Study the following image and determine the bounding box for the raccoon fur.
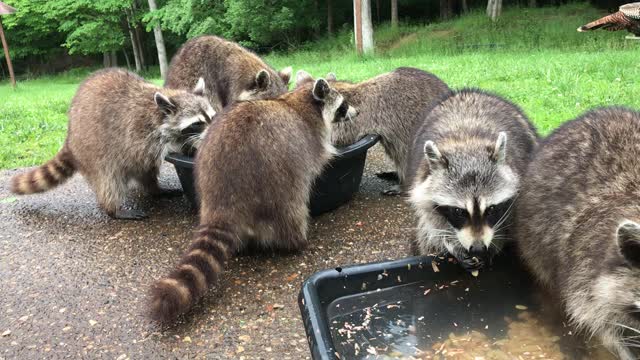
[11,68,215,220]
[295,67,450,194]
[515,107,640,360]
[406,89,538,270]
[165,35,292,112]
[148,78,357,322]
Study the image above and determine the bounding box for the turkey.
[577,2,640,36]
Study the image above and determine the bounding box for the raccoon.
[295,67,450,195]
[165,35,292,112]
[515,107,640,360]
[405,89,538,270]
[11,68,215,220]
[148,78,357,322]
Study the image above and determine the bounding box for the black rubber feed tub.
[165,134,380,217]
[298,247,613,359]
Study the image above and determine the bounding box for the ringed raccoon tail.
[11,147,75,194]
[149,224,237,322]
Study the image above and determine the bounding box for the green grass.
[1,2,639,169]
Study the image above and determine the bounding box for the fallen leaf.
[1,330,10,337]
[285,273,299,282]
[355,221,364,227]
[272,304,285,310]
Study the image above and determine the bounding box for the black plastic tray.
[165,135,380,217]
[298,249,600,359]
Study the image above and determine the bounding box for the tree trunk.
[327,0,334,35]
[462,0,469,13]
[147,0,169,80]
[123,49,131,69]
[354,0,374,54]
[375,0,380,23]
[440,0,452,19]
[110,50,118,67]
[103,52,111,67]
[126,10,142,72]
[391,0,398,27]
[486,0,502,21]
[528,0,537,8]
[134,24,146,69]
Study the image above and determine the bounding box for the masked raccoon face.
[237,67,292,102]
[155,78,216,153]
[410,132,518,268]
[312,78,357,127]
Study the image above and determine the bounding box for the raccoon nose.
[469,243,488,257]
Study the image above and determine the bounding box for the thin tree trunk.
[391,0,398,27]
[134,24,146,69]
[103,52,111,67]
[147,0,169,80]
[486,0,502,21]
[327,0,334,36]
[110,50,118,67]
[528,0,537,8]
[0,18,16,88]
[462,0,469,13]
[123,49,131,69]
[126,10,142,72]
[375,0,380,23]
[440,0,451,19]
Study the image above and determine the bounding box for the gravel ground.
[0,145,416,359]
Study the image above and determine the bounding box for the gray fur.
[406,89,538,268]
[165,35,292,112]
[148,79,356,322]
[515,107,640,360]
[11,68,215,219]
[295,67,450,188]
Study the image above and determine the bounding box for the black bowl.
[165,134,380,217]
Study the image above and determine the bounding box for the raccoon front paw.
[113,209,149,220]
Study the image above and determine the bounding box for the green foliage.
[2,4,640,169]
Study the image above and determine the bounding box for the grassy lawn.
[1,3,639,170]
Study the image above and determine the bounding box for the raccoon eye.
[434,205,468,229]
[485,200,512,227]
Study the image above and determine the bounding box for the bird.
[577,2,640,36]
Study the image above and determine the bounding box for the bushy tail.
[11,147,75,194]
[149,224,237,322]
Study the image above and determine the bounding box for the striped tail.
[149,224,237,322]
[11,147,75,194]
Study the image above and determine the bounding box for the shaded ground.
[0,145,414,359]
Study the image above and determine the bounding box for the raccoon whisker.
[615,323,640,335]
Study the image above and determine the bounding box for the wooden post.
[354,0,363,55]
[0,17,15,88]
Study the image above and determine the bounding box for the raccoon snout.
[469,243,488,257]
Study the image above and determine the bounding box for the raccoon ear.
[617,221,640,268]
[492,132,507,164]
[423,141,445,168]
[326,72,337,82]
[255,70,270,90]
[279,66,292,85]
[193,77,206,96]
[296,70,313,87]
[312,78,330,101]
[154,92,177,115]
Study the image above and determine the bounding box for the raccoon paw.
[381,185,402,196]
[376,171,400,183]
[113,208,149,220]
